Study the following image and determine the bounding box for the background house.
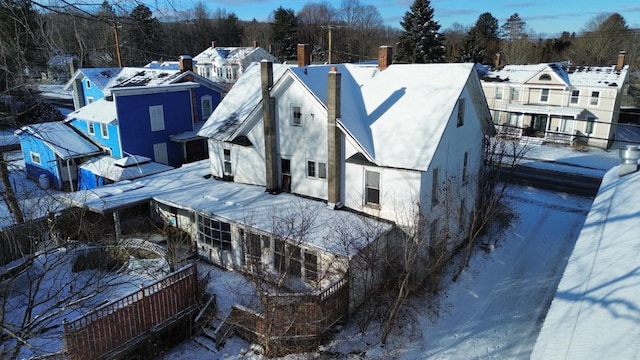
[15,122,102,191]
[481,51,629,149]
[193,41,278,84]
[64,56,227,166]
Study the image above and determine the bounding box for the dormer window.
[539,74,551,81]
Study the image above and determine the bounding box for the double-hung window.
[292,105,302,126]
[570,90,580,104]
[590,91,600,106]
[223,149,232,176]
[365,170,380,206]
[307,160,327,179]
[87,121,95,135]
[457,98,465,127]
[510,87,520,101]
[100,123,108,138]
[495,87,503,100]
[540,89,549,102]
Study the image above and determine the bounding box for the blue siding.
[18,134,63,189]
[78,167,103,190]
[69,119,122,158]
[82,79,105,104]
[116,90,194,166]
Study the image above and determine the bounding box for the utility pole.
[113,19,123,67]
[322,25,343,64]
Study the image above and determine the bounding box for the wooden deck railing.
[63,264,198,360]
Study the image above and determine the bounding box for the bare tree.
[569,13,633,66]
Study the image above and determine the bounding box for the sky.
[162,0,640,37]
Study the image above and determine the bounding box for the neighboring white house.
[189,45,495,299]
[481,51,629,149]
[193,41,278,84]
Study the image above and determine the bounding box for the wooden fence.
[219,277,349,356]
[63,264,198,360]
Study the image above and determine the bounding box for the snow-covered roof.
[198,62,290,141]
[193,46,277,65]
[15,122,102,160]
[483,63,628,89]
[66,97,116,124]
[0,129,19,148]
[201,62,485,172]
[288,63,480,171]
[144,61,184,70]
[64,68,182,95]
[532,163,640,359]
[80,155,172,181]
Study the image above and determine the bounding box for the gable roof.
[198,62,290,141]
[16,122,102,159]
[483,62,628,89]
[64,67,227,95]
[286,63,485,171]
[193,46,278,65]
[66,97,116,124]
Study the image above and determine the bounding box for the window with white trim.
[431,167,439,207]
[307,160,327,179]
[197,214,232,251]
[291,105,302,126]
[149,105,165,131]
[570,90,580,104]
[495,87,503,100]
[201,95,213,119]
[540,89,549,102]
[100,123,108,138]
[510,87,520,101]
[30,151,41,165]
[304,250,318,281]
[87,121,95,135]
[273,238,304,278]
[590,91,600,106]
[85,80,91,89]
[457,98,465,127]
[462,152,469,183]
[223,149,232,175]
[539,74,551,81]
[492,110,502,124]
[365,170,380,206]
[87,96,94,104]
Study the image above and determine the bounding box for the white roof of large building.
[483,62,628,89]
[531,163,640,359]
[193,46,277,65]
[200,62,492,172]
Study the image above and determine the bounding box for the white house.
[193,45,494,290]
[193,41,278,84]
[481,52,629,149]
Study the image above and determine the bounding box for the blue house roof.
[16,122,102,159]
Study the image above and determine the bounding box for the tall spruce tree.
[270,7,298,61]
[462,12,499,63]
[395,0,445,63]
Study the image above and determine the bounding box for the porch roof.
[493,104,586,118]
[79,155,173,181]
[169,121,205,142]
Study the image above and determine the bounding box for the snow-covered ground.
[162,185,592,359]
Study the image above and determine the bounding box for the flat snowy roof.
[532,164,640,359]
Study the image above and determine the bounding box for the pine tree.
[395,0,445,63]
[270,7,298,61]
[461,12,499,64]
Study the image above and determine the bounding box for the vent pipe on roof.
[616,50,626,71]
[619,144,639,177]
[211,40,216,49]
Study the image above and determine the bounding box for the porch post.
[113,210,122,239]
[66,159,74,192]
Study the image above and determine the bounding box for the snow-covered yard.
[161,185,592,359]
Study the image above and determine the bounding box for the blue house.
[64,56,226,166]
[15,122,103,191]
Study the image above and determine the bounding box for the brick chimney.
[616,50,626,71]
[378,46,392,70]
[179,55,193,72]
[211,40,216,49]
[261,61,278,193]
[327,66,342,208]
[297,44,311,67]
[494,53,501,69]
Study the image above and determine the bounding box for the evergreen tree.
[270,7,298,61]
[395,0,445,63]
[500,13,527,40]
[462,12,499,63]
[124,5,161,65]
